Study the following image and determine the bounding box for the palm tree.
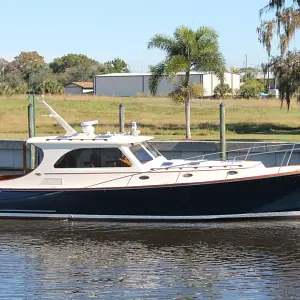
[258,0,300,56]
[147,25,225,139]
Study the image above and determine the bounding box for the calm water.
[0,220,299,299]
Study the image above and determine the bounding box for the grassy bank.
[1,94,300,141]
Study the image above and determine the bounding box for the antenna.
[39,95,77,135]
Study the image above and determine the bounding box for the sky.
[0,0,299,72]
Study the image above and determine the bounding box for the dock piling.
[28,102,35,169]
[119,104,125,133]
[220,102,226,161]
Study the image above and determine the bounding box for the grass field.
[1,94,300,141]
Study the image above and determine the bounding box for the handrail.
[195,143,297,161]
[217,146,300,163]
[150,143,300,172]
[286,144,296,166]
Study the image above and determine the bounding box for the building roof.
[65,82,94,88]
[95,71,238,77]
[95,72,207,77]
[239,72,275,79]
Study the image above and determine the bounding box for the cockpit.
[52,141,162,169]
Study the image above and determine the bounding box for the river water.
[0,220,299,299]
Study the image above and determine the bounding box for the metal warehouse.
[94,72,240,97]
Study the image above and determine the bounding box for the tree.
[11,51,45,70]
[270,50,300,110]
[258,1,300,56]
[49,53,103,85]
[147,25,225,139]
[103,58,130,74]
[0,58,9,82]
[49,53,101,74]
[65,64,94,82]
[4,70,25,89]
[23,64,53,92]
[230,66,240,73]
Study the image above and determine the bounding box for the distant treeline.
[0,52,130,95]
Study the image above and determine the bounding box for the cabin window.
[130,144,153,164]
[54,148,132,168]
[142,141,161,158]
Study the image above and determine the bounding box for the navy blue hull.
[1,172,300,220]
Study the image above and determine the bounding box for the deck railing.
[152,143,300,173]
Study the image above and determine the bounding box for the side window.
[142,142,161,158]
[130,144,153,164]
[54,148,132,168]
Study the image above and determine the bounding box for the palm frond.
[194,51,226,79]
[148,62,165,95]
[174,26,195,45]
[193,27,220,59]
[164,55,189,78]
[173,26,197,59]
[195,26,219,41]
[147,35,177,54]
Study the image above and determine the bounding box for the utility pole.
[267,61,270,92]
[245,54,248,82]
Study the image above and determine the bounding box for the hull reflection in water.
[0,221,300,299]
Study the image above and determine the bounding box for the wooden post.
[220,102,226,161]
[22,142,27,174]
[119,103,125,133]
[28,103,35,169]
[32,93,36,136]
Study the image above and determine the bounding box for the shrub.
[240,79,265,99]
[0,84,14,95]
[168,84,205,103]
[40,81,64,94]
[13,85,27,94]
[189,84,205,98]
[214,83,232,98]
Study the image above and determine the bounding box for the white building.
[93,72,240,97]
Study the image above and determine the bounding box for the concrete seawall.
[1,140,300,174]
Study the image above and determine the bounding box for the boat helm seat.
[118,157,132,167]
[89,149,99,167]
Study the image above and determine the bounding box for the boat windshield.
[130,144,153,164]
[142,141,161,158]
